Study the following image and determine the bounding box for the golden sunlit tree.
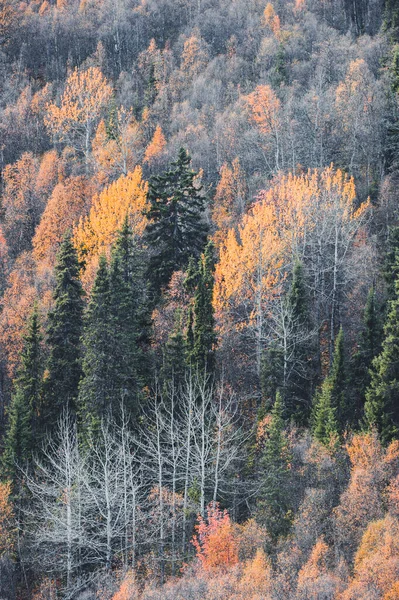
[45,67,113,168]
[74,167,148,286]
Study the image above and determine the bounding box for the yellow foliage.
[354,519,385,572]
[74,167,148,284]
[239,548,273,599]
[45,67,112,157]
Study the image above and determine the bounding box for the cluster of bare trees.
[20,375,245,596]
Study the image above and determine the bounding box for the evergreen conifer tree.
[78,255,112,429]
[2,306,43,483]
[312,380,339,446]
[145,148,208,293]
[257,392,293,539]
[162,308,187,392]
[108,219,148,419]
[364,277,399,444]
[190,241,217,374]
[311,327,346,443]
[350,286,382,424]
[285,261,314,425]
[43,234,84,426]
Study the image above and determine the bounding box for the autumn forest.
[1,0,399,598]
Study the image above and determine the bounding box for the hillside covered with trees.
[1,0,399,597]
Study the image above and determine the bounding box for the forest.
[1,0,399,597]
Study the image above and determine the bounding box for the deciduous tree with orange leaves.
[192,502,239,573]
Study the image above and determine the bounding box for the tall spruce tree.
[108,219,148,420]
[384,226,399,301]
[311,327,346,443]
[285,261,314,424]
[261,262,314,423]
[190,241,217,374]
[145,148,208,294]
[364,277,399,444]
[257,392,293,539]
[312,379,339,446]
[2,305,43,483]
[350,286,382,425]
[162,308,187,392]
[43,234,84,427]
[78,255,112,429]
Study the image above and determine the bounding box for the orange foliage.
[45,67,112,158]
[0,253,52,378]
[262,3,281,37]
[2,152,42,256]
[33,176,95,265]
[192,503,239,573]
[297,537,329,588]
[245,84,281,138]
[335,433,399,564]
[384,581,399,600]
[0,481,14,556]
[144,124,166,164]
[112,571,137,600]
[181,33,209,79]
[92,107,143,181]
[212,158,247,245]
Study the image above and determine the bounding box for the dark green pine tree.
[2,306,43,484]
[364,277,399,444]
[350,286,382,425]
[78,255,113,430]
[108,219,148,419]
[384,1,399,42]
[43,234,84,427]
[285,261,314,425]
[312,379,339,447]
[311,327,346,443]
[257,392,293,540]
[162,308,187,392]
[261,343,283,412]
[190,241,217,374]
[383,226,399,301]
[145,148,208,294]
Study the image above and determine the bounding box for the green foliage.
[189,240,217,374]
[261,262,314,424]
[2,306,43,484]
[257,392,293,539]
[285,261,315,425]
[384,226,399,300]
[145,148,208,294]
[78,255,113,431]
[312,327,346,444]
[162,308,187,392]
[350,286,382,425]
[108,218,149,420]
[43,234,84,427]
[364,278,399,444]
